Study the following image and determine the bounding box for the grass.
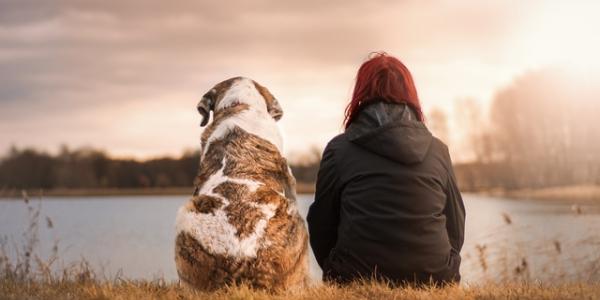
[2,279,600,300]
[2,192,600,299]
[480,184,600,203]
[506,184,600,203]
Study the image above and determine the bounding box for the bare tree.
[454,98,492,163]
[489,68,600,188]
[427,107,450,145]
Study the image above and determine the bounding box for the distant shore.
[477,184,600,204]
[2,184,599,203]
[0,182,317,198]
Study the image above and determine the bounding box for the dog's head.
[197,77,283,127]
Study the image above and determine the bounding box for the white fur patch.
[201,78,283,160]
[175,157,277,258]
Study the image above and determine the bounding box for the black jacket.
[307,101,465,285]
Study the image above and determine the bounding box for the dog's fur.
[174,77,308,291]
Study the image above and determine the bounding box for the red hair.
[343,52,423,128]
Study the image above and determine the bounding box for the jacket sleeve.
[307,143,341,269]
[443,152,466,253]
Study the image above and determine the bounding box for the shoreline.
[0,182,317,199]
[474,184,600,204]
[1,184,598,203]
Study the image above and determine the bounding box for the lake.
[1,194,599,283]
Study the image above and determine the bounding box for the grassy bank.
[480,184,600,203]
[2,279,600,300]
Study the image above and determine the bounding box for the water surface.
[1,194,599,282]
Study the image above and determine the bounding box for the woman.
[307,52,465,286]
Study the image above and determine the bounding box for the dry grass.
[2,279,600,300]
[481,184,600,203]
[509,185,600,202]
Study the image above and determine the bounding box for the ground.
[2,280,600,300]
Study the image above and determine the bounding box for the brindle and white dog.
[175,77,308,291]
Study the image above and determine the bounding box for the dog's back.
[175,77,308,290]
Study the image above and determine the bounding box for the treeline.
[0,146,320,191]
[450,68,600,191]
[0,146,198,189]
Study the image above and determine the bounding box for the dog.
[174,77,308,291]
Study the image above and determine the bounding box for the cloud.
[0,0,580,158]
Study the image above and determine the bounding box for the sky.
[1,0,599,161]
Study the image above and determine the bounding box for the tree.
[489,68,600,188]
[427,107,450,145]
[454,98,492,163]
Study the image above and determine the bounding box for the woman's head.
[343,52,423,128]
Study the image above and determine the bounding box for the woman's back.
[307,101,464,284]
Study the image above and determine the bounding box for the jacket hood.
[346,101,433,164]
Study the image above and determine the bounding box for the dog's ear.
[253,81,283,121]
[197,91,215,127]
[267,98,283,121]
